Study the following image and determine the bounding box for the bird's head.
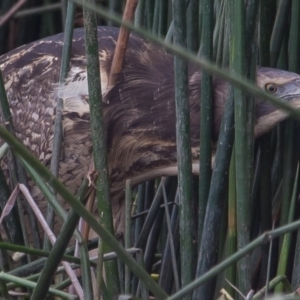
[257,67,300,100]
[255,67,300,136]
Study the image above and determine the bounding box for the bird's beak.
[281,78,300,102]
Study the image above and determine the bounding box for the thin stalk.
[152,0,159,35]
[165,21,174,43]
[0,228,12,272]
[292,219,300,289]
[275,164,299,293]
[41,0,57,37]
[145,0,154,31]
[132,202,174,219]
[0,1,12,54]
[144,180,155,212]
[14,3,62,18]
[173,0,194,296]
[0,241,89,265]
[265,226,274,299]
[159,193,180,294]
[253,275,293,300]
[0,0,26,27]
[259,134,273,287]
[108,0,123,27]
[107,0,138,89]
[279,121,294,228]
[95,236,105,300]
[45,0,75,249]
[162,183,180,292]
[6,247,138,290]
[143,208,164,273]
[186,0,199,52]
[0,164,22,245]
[79,242,94,300]
[215,10,225,66]
[245,0,260,60]
[0,278,10,300]
[213,0,225,62]
[83,1,119,297]
[270,0,292,67]
[53,278,73,291]
[0,143,9,158]
[224,148,237,297]
[198,0,213,247]
[134,0,146,28]
[61,0,68,28]
[231,0,251,296]
[136,251,149,300]
[136,177,171,249]
[134,184,145,245]
[21,159,83,240]
[277,32,289,70]
[259,0,273,66]
[125,180,132,294]
[258,1,274,287]
[244,0,257,202]
[222,2,230,67]
[158,0,168,36]
[131,189,145,296]
[7,239,99,278]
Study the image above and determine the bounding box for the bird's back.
[0,27,203,237]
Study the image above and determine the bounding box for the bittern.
[0,27,300,239]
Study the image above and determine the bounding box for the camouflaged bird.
[1,27,300,238]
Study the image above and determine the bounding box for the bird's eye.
[265,83,277,94]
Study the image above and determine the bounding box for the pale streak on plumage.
[1,27,300,237]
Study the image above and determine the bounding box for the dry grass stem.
[0,0,27,27]
[107,0,138,89]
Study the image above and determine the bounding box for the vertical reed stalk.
[83,0,119,297]
[186,0,199,52]
[280,121,295,228]
[172,0,194,296]
[125,180,132,294]
[230,0,251,295]
[44,0,75,250]
[198,0,213,246]
[134,0,146,28]
[158,1,168,36]
[258,0,274,287]
[259,135,273,286]
[223,148,237,297]
[270,0,292,67]
[275,164,299,293]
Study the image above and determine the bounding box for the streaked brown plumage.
[1,27,300,238]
